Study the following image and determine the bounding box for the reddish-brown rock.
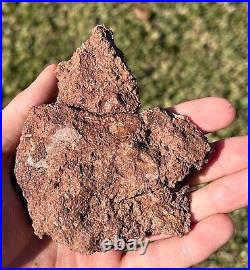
[15,25,210,254]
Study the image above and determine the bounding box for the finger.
[2,64,58,154]
[75,250,123,268]
[191,136,248,185]
[170,97,236,133]
[148,234,171,241]
[191,169,248,222]
[54,244,123,268]
[122,214,234,267]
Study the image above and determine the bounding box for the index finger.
[170,97,236,133]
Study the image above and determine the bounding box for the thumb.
[2,64,58,155]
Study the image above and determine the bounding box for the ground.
[2,2,248,267]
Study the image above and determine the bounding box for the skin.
[2,65,248,267]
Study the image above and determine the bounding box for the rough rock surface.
[56,25,140,114]
[15,25,210,254]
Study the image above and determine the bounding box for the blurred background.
[2,2,248,267]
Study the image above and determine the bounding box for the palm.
[3,65,248,267]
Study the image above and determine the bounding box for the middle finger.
[190,169,248,223]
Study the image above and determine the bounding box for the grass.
[2,2,248,267]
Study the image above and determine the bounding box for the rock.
[15,25,210,254]
[56,25,140,114]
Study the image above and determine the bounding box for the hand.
[2,65,248,267]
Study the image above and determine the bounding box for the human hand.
[2,65,248,267]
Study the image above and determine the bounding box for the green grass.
[2,2,248,267]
